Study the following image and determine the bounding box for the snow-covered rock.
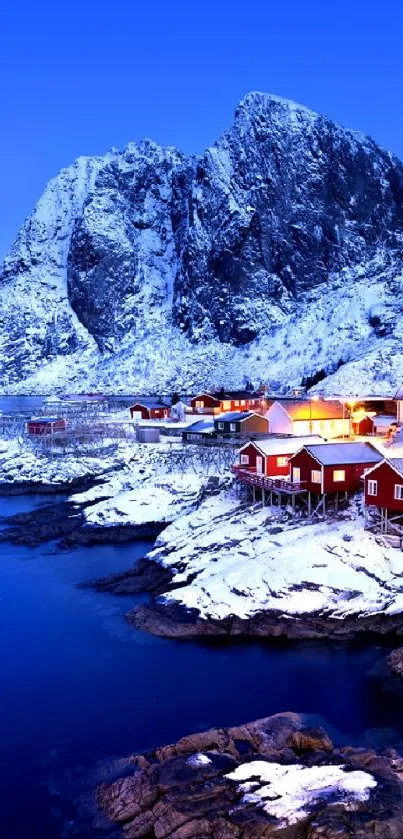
[226,760,376,827]
[130,494,403,637]
[2,93,403,394]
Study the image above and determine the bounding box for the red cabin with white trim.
[289,442,382,494]
[364,459,403,512]
[191,390,267,415]
[27,417,67,436]
[237,436,324,477]
[130,402,170,420]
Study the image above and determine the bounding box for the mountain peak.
[1,96,403,395]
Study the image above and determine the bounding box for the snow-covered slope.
[1,93,403,393]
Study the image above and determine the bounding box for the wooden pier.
[231,465,309,516]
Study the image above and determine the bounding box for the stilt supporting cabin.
[231,466,308,518]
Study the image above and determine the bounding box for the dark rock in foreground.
[127,599,403,641]
[98,712,403,838]
[388,647,403,677]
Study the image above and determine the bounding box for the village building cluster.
[17,385,403,542]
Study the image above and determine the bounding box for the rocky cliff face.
[1,93,403,393]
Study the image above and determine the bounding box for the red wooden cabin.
[130,402,170,420]
[289,442,382,495]
[237,435,324,477]
[351,414,374,436]
[191,390,266,415]
[364,459,403,513]
[27,417,67,436]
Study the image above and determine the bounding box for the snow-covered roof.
[394,386,403,399]
[28,416,63,423]
[274,400,345,420]
[216,411,256,422]
[130,401,169,410]
[243,435,324,456]
[185,420,215,434]
[302,442,382,466]
[372,414,397,427]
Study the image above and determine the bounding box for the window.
[394,484,403,500]
[311,469,321,483]
[330,420,335,430]
[223,401,231,411]
[218,422,224,430]
[240,454,249,465]
[234,400,239,407]
[292,467,301,483]
[333,469,346,482]
[195,400,204,408]
[368,480,378,496]
[320,421,325,431]
[241,400,246,406]
[230,423,236,431]
[277,456,289,467]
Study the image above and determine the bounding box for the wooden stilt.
[252,486,256,503]
[323,494,326,516]
[278,493,282,520]
[262,488,266,507]
[308,492,311,517]
[335,493,339,512]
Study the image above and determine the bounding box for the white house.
[266,400,350,439]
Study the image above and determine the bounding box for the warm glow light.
[311,395,320,401]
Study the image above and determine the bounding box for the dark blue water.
[0,494,402,839]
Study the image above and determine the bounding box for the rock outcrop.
[98,712,403,838]
[2,93,403,393]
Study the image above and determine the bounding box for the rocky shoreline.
[0,498,167,548]
[97,712,403,838]
[126,598,403,640]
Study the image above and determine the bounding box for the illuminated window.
[320,421,325,431]
[223,401,231,410]
[240,454,249,465]
[330,420,335,429]
[277,456,289,467]
[394,484,403,500]
[195,400,204,408]
[368,480,378,496]
[311,469,321,483]
[230,423,236,431]
[241,400,246,406]
[218,422,224,430]
[333,469,346,482]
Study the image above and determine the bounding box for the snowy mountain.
[1,92,403,394]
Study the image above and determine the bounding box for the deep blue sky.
[1,0,402,260]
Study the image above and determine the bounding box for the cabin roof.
[29,417,63,423]
[394,386,403,399]
[216,411,256,422]
[130,401,169,410]
[372,414,397,426]
[300,442,382,466]
[243,435,325,456]
[273,399,345,420]
[185,420,215,433]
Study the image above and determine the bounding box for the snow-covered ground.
[0,437,136,486]
[141,491,403,623]
[73,471,205,528]
[226,760,376,827]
